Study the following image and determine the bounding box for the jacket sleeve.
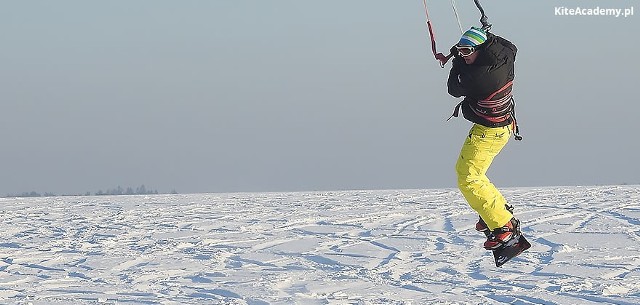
[447,60,466,98]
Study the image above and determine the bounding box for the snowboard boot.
[483,217,521,250]
[476,204,515,238]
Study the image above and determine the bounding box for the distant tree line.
[4,185,178,198]
[95,185,159,196]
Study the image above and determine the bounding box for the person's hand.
[450,45,459,58]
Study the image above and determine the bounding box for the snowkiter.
[447,27,521,250]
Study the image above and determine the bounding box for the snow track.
[1,186,639,304]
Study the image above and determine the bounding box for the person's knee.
[456,160,473,189]
[457,174,469,190]
[455,157,467,176]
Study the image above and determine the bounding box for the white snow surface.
[1,185,640,305]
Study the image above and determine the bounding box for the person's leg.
[455,124,512,230]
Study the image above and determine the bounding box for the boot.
[476,204,514,237]
[483,218,520,250]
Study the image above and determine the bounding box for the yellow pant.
[456,124,512,230]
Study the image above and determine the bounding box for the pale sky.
[1,0,638,195]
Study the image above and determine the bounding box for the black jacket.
[447,33,517,127]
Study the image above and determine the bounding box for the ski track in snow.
[1,185,639,304]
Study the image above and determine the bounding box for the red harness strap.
[447,81,522,140]
[472,81,514,123]
[485,81,513,100]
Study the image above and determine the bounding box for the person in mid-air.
[447,26,522,250]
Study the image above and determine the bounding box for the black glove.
[450,45,459,58]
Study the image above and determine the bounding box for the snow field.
[0,185,639,304]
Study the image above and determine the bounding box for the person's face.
[457,46,479,64]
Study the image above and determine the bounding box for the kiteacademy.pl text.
[555,6,634,18]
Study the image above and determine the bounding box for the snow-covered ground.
[1,185,639,305]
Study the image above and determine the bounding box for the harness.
[448,81,523,141]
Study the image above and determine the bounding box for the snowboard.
[492,234,531,267]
